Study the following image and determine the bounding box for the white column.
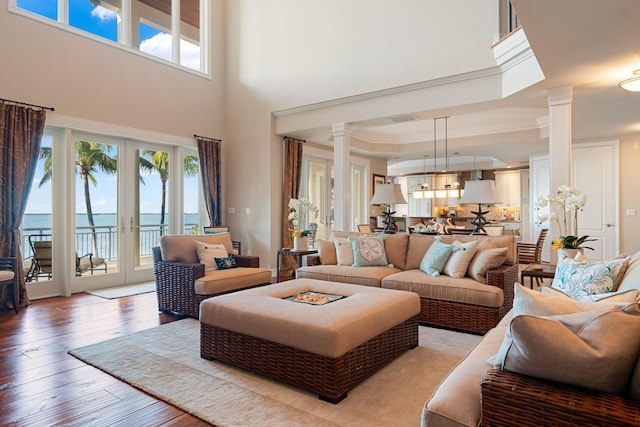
[547,86,573,262]
[332,123,352,231]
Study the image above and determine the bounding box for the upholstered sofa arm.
[486,263,518,311]
[306,254,321,266]
[480,368,640,426]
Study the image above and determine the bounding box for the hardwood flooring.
[0,291,212,426]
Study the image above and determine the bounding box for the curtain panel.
[196,137,222,226]
[280,137,304,277]
[0,103,47,311]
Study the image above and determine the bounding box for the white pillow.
[195,241,228,270]
[442,240,478,278]
[334,237,354,266]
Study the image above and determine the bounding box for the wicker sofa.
[296,231,518,334]
[422,251,640,427]
[152,233,272,318]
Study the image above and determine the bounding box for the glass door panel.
[306,157,334,242]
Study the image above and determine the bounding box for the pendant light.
[412,155,429,199]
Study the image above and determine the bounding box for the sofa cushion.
[195,241,228,270]
[420,238,454,277]
[382,270,504,308]
[491,303,640,396]
[551,255,628,300]
[512,282,634,317]
[296,264,399,288]
[467,245,508,283]
[317,239,337,265]
[422,325,507,427]
[382,233,409,270]
[349,234,389,267]
[443,240,478,279]
[194,267,272,296]
[334,237,354,266]
[160,233,234,264]
[617,251,640,292]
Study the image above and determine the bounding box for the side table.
[276,248,318,282]
[520,263,556,289]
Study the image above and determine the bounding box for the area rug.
[69,319,481,426]
[86,282,156,299]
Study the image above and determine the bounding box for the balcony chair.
[357,224,372,233]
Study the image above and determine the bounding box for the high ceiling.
[283,0,640,174]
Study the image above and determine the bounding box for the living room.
[3,0,640,424]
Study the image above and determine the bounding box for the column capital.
[331,122,352,137]
[547,86,573,106]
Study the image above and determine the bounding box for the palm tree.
[139,151,199,235]
[39,142,117,257]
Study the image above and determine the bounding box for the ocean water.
[23,213,199,231]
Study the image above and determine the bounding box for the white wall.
[224,0,502,267]
[0,0,225,141]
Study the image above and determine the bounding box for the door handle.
[605,223,615,228]
[120,217,125,233]
[130,217,134,232]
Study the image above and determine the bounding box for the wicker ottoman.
[200,278,420,403]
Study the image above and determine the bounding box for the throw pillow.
[420,237,455,277]
[467,247,508,283]
[317,239,337,265]
[490,303,640,395]
[551,256,628,300]
[334,237,354,266]
[348,235,388,267]
[214,254,238,270]
[541,284,640,303]
[195,241,228,270]
[442,240,478,278]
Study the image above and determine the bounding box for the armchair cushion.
[160,233,234,264]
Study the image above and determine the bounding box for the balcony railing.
[22,223,197,261]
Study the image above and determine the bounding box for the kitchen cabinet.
[494,171,521,206]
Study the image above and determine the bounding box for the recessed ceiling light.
[388,115,417,123]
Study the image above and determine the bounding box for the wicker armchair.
[152,245,269,318]
[481,368,640,427]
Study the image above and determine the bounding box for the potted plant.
[535,185,595,259]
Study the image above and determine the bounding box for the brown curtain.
[280,137,304,277]
[0,103,47,311]
[196,137,222,226]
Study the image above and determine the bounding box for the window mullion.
[58,0,67,24]
[171,0,180,64]
[120,0,132,46]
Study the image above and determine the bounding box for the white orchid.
[288,197,319,236]
[535,185,593,250]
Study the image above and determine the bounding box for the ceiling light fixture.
[619,69,640,92]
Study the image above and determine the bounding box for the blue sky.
[17,0,201,70]
[26,137,200,216]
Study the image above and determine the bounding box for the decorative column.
[547,86,573,263]
[332,123,352,231]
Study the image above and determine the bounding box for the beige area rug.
[86,282,156,299]
[69,319,481,426]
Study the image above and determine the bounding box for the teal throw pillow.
[348,234,389,267]
[551,256,627,301]
[215,254,238,270]
[420,238,456,277]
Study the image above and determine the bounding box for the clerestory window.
[12,0,206,74]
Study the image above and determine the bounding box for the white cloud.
[91,5,117,21]
[140,33,200,71]
[93,196,108,207]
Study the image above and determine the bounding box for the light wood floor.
[0,291,212,426]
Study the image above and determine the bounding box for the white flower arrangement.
[288,197,319,237]
[535,185,593,250]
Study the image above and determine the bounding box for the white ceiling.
[283,0,640,174]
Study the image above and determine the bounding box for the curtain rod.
[193,134,221,142]
[0,97,55,112]
[284,136,306,143]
